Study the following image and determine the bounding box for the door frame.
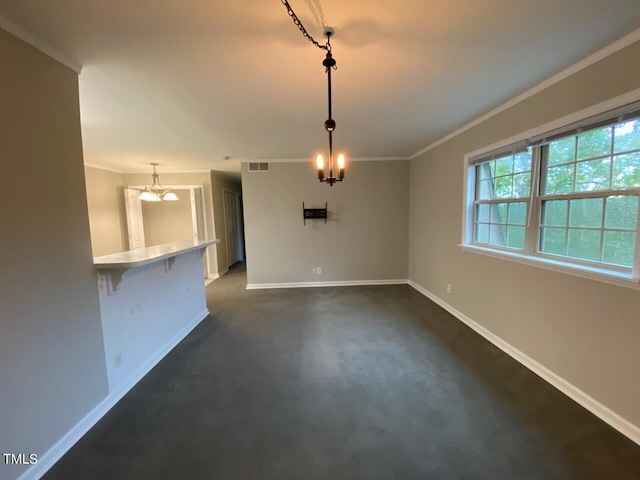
[222,189,244,269]
[125,184,213,278]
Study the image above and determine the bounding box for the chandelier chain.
[281,0,330,52]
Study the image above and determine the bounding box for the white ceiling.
[1,1,640,176]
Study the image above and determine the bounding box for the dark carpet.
[44,262,640,479]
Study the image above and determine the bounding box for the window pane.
[478,179,493,200]
[567,229,602,261]
[569,198,603,228]
[546,164,574,194]
[476,204,490,223]
[613,152,640,188]
[491,203,508,224]
[514,151,532,173]
[475,223,489,243]
[494,176,512,198]
[512,172,531,197]
[540,227,567,256]
[495,156,513,177]
[489,224,507,246]
[604,196,638,230]
[507,226,525,249]
[548,136,575,166]
[614,119,640,154]
[577,126,612,160]
[541,200,568,226]
[576,158,611,191]
[603,231,636,267]
[508,202,527,225]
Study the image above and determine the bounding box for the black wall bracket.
[303,201,328,225]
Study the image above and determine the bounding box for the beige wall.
[211,172,242,274]
[409,39,640,427]
[242,161,409,285]
[84,166,127,255]
[0,28,109,480]
[142,192,194,246]
[122,172,219,275]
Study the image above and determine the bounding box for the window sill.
[459,244,640,290]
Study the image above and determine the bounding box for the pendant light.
[281,0,346,186]
[139,163,178,201]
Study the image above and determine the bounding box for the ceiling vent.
[248,162,270,172]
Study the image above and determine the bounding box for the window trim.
[461,88,640,289]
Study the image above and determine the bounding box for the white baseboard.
[408,280,640,446]
[19,309,209,480]
[207,273,220,280]
[246,279,409,290]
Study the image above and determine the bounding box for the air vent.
[248,162,270,172]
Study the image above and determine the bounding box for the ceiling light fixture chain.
[281,0,330,52]
[281,0,346,187]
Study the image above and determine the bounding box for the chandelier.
[281,0,346,186]
[138,163,178,202]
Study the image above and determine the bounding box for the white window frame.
[461,88,640,290]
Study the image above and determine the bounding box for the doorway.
[223,189,245,268]
[124,185,213,279]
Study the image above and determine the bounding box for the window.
[465,103,640,285]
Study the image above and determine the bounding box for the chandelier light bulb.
[337,154,345,169]
[316,154,325,170]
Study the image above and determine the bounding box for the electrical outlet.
[446,284,452,294]
[114,353,123,368]
[317,267,322,275]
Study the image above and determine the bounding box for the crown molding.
[240,156,410,163]
[0,14,82,74]
[84,163,125,174]
[409,26,640,160]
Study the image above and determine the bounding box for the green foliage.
[614,120,640,153]
[548,137,575,166]
[605,196,638,230]
[568,229,601,261]
[577,127,612,160]
[508,202,527,225]
[546,164,574,194]
[508,226,525,249]
[613,153,640,188]
[603,231,636,266]
[569,198,603,228]
[541,228,567,256]
[541,200,568,226]
[576,158,610,191]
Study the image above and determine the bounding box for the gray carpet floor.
[44,262,640,479]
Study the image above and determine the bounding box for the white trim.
[407,280,640,446]
[460,244,640,290]
[83,163,125,174]
[218,268,230,277]
[207,273,220,280]
[18,309,209,480]
[240,157,409,164]
[459,88,640,289]
[246,279,409,290]
[0,14,82,74]
[410,27,640,160]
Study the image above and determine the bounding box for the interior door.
[224,190,239,267]
[124,188,145,250]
